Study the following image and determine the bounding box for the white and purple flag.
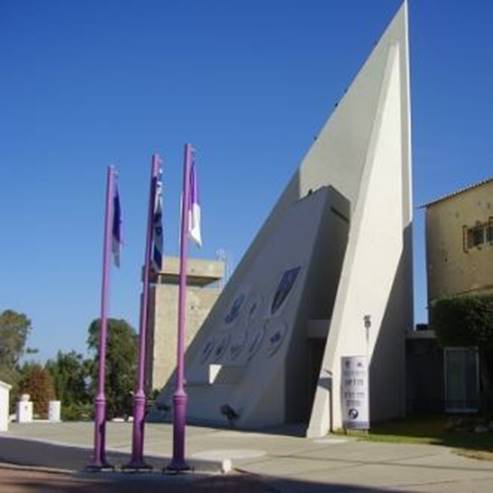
[152,168,164,272]
[111,181,123,267]
[188,157,202,247]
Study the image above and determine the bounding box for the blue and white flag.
[152,171,164,272]
[188,157,202,247]
[111,181,123,267]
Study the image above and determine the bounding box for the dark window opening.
[463,220,493,252]
[466,225,484,248]
[487,219,493,243]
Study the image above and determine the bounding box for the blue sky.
[1,0,492,362]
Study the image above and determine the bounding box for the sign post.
[341,355,369,430]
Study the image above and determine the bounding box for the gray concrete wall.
[406,334,444,413]
[151,187,349,427]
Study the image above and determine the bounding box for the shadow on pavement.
[0,436,164,471]
[0,466,429,493]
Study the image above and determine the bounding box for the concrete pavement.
[1,422,493,492]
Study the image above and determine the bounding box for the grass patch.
[336,414,493,457]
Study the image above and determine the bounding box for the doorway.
[444,347,479,413]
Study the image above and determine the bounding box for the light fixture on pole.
[363,314,371,360]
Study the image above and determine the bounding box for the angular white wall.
[152,187,350,427]
[152,2,412,433]
[308,6,413,431]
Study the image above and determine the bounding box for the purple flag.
[152,166,164,272]
[111,181,122,267]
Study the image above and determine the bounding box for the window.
[463,221,491,251]
[466,224,484,249]
[472,225,484,246]
[487,218,493,243]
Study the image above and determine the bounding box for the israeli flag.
[188,158,202,247]
[152,173,164,272]
[111,181,123,267]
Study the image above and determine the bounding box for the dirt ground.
[0,466,271,493]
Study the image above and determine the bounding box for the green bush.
[431,295,493,412]
[46,350,91,420]
[87,318,138,419]
[61,401,92,421]
[432,295,493,349]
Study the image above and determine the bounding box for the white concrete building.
[16,394,33,424]
[152,2,413,434]
[0,381,12,432]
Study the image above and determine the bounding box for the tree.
[45,351,92,420]
[0,309,32,383]
[432,295,493,411]
[17,363,56,417]
[87,318,137,419]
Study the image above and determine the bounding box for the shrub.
[432,295,493,412]
[17,363,56,417]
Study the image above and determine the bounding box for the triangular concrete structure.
[307,1,412,436]
[151,2,412,433]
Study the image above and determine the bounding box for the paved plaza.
[1,422,493,492]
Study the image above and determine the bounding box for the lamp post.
[363,314,371,362]
[216,249,228,289]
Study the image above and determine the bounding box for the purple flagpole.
[87,166,115,471]
[124,155,160,471]
[166,144,192,472]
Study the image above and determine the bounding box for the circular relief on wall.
[212,332,231,361]
[200,336,216,365]
[270,267,302,317]
[224,292,246,326]
[265,319,289,358]
[246,323,266,363]
[228,330,248,362]
[245,293,263,326]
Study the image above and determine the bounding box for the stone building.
[425,177,493,303]
[146,257,224,391]
[407,179,493,414]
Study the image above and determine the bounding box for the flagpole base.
[85,462,115,473]
[165,390,189,473]
[122,462,153,473]
[123,392,150,472]
[163,459,191,473]
[87,397,113,472]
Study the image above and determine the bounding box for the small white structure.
[0,380,12,432]
[48,400,61,422]
[16,394,33,423]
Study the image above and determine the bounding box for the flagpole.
[124,154,160,471]
[166,143,192,472]
[87,166,115,471]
